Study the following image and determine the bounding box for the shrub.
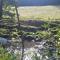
[0,47,16,60]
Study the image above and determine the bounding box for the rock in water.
[0,37,11,47]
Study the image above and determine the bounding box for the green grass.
[0,47,16,60]
[18,6,60,21]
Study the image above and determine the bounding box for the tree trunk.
[0,0,3,20]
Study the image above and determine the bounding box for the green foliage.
[0,28,8,36]
[41,23,49,30]
[0,47,16,60]
[35,31,51,39]
[0,0,17,38]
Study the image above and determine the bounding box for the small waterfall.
[24,55,32,60]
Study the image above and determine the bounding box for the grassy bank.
[18,6,60,21]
